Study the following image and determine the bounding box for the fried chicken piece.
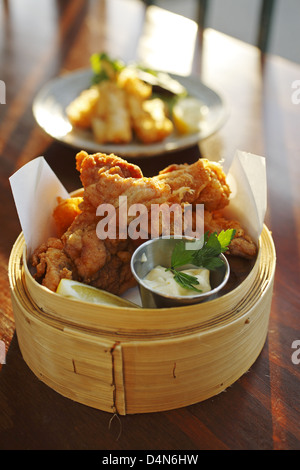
[76,153,226,231]
[194,160,231,211]
[157,159,255,257]
[62,210,106,281]
[76,151,167,220]
[76,150,143,180]
[31,237,75,291]
[53,196,83,238]
[76,151,173,213]
[77,152,227,210]
[62,208,137,294]
[90,250,137,294]
[155,159,230,210]
[154,161,209,204]
[203,210,257,259]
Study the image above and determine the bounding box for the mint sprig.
[167,229,236,292]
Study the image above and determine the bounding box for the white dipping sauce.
[143,265,211,297]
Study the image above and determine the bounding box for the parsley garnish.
[171,270,202,293]
[90,53,125,84]
[166,229,236,293]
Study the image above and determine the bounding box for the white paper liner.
[9,157,69,258]
[223,150,267,242]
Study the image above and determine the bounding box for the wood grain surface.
[0,0,299,450]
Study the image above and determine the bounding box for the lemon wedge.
[56,279,138,308]
[172,97,208,135]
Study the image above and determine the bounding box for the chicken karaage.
[31,151,257,295]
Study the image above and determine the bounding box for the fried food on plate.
[91,81,132,144]
[66,60,174,145]
[31,151,257,295]
[127,95,173,144]
[117,67,152,99]
[66,87,100,129]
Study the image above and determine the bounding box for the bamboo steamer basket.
[8,225,276,415]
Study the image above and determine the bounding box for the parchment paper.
[9,157,69,258]
[223,150,267,242]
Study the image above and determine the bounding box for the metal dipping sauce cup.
[130,237,230,308]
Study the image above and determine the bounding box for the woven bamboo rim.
[8,226,276,414]
[11,230,269,339]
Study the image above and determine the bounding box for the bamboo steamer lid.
[8,225,276,414]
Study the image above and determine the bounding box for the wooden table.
[0,0,300,450]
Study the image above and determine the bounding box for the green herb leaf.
[198,256,225,270]
[205,231,222,253]
[169,229,236,290]
[191,229,236,269]
[170,240,194,268]
[90,53,125,84]
[171,269,202,293]
[217,229,236,252]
